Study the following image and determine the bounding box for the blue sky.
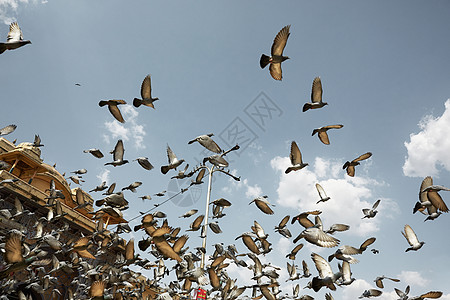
[1,1,450,299]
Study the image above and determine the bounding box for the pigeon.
[0,22,31,54]
[395,286,410,300]
[105,139,129,167]
[179,209,198,218]
[161,145,185,174]
[171,163,190,179]
[309,253,342,292]
[71,168,87,175]
[249,195,275,215]
[260,25,291,81]
[134,157,154,170]
[359,289,383,298]
[294,227,340,248]
[312,125,343,145]
[374,275,400,288]
[33,134,44,147]
[362,199,381,219]
[190,168,206,186]
[303,77,328,112]
[286,243,304,260]
[89,181,108,193]
[315,183,331,204]
[328,237,376,263]
[285,141,308,174]
[121,181,142,193]
[421,184,450,213]
[410,291,443,300]
[343,152,372,177]
[338,261,355,286]
[83,148,104,158]
[133,74,159,108]
[402,224,425,252]
[98,99,127,123]
[0,124,17,136]
[188,133,222,153]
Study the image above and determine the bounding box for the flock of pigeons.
[0,21,448,300]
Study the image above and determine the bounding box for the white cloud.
[270,156,399,236]
[104,105,146,150]
[403,99,450,177]
[96,168,110,183]
[221,177,263,200]
[397,270,430,287]
[0,0,46,24]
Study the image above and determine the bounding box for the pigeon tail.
[260,54,271,69]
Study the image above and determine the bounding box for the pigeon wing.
[0,124,16,136]
[108,103,125,123]
[311,253,333,278]
[7,22,23,42]
[316,183,328,200]
[427,190,449,212]
[166,145,177,164]
[289,141,302,165]
[269,63,283,81]
[318,131,330,145]
[311,77,323,103]
[403,224,419,246]
[271,25,290,56]
[353,152,372,162]
[141,75,152,99]
[113,140,125,162]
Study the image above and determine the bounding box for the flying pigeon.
[161,145,185,174]
[316,183,331,204]
[0,124,17,136]
[134,157,154,170]
[402,224,425,252]
[133,74,159,108]
[260,25,291,81]
[285,141,308,174]
[362,199,381,219]
[312,125,343,145]
[343,152,372,177]
[303,77,329,112]
[188,133,222,153]
[105,139,129,167]
[83,148,104,158]
[0,22,31,54]
[98,99,127,123]
[374,275,400,288]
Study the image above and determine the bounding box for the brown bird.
[374,275,400,288]
[285,141,308,174]
[98,99,127,123]
[249,195,275,215]
[133,74,159,108]
[343,152,372,177]
[260,25,291,81]
[303,77,328,112]
[312,125,344,145]
[187,215,205,231]
[285,243,304,260]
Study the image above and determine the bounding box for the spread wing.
[402,224,419,246]
[0,124,17,136]
[5,233,23,263]
[166,145,177,164]
[311,253,333,278]
[269,63,282,81]
[7,22,23,42]
[311,77,323,103]
[113,140,125,161]
[289,141,302,165]
[427,189,449,212]
[353,152,372,162]
[108,103,125,123]
[271,25,290,56]
[316,183,328,199]
[141,74,152,99]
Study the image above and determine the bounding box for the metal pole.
[200,165,214,269]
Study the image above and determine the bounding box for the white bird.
[285,141,308,174]
[402,224,425,252]
[188,133,222,153]
[0,22,31,54]
[161,145,185,174]
[293,227,340,248]
[315,183,330,204]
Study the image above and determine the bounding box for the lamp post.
[198,144,240,269]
